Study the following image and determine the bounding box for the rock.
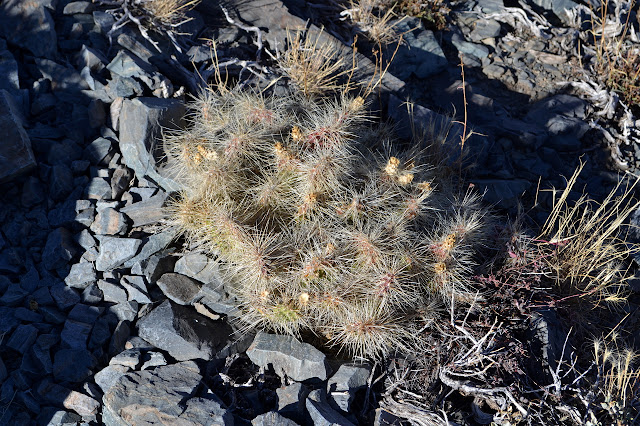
[0,284,28,306]
[102,361,202,425]
[111,166,134,200]
[119,97,186,192]
[137,300,232,361]
[181,397,235,426]
[97,279,129,304]
[140,351,167,370]
[110,301,138,322]
[21,176,45,207]
[109,320,131,355]
[174,253,220,284]
[451,32,490,59]
[109,348,142,368]
[7,324,38,354]
[61,319,92,349]
[0,43,20,95]
[121,275,151,304]
[63,1,94,14]
[95,237,141,271]
[327,364,371,412]
[0,0,57,58]
[68,303,103,324]
[0,90,36,183]
[85,137,114,165]
[94,364,130,394]
[120,192,167,227]
[50,165,74,201]
[469,20,502,42]
[123,229,176,268]
[38,379,100,418]
[36,58,90,93]
[0,358,6,384]
[157,272,202,305]
[306,389,355,426]
[253,411,299,426]
[473,179,531,211]
[53,348,96,382]
[85,177,112,200]
[36,409,82,426]
[43,228,76,270]
[51,281,81,310]
[389,17,447,79]
[277,383,309,422]
[247,332,330,382]
[530,0,580,25]
[64,262,97,289]
[90,207,127,235]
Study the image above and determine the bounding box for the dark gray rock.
[43,228,76,271]
[75,229,96,250]
[36,409,83,426]
[156,272,202,305]
[36,58,89,93]
[109,348,142,368]
[40,306,67,324]
[38,379,100,418]
[390,17,447,79]
[451,32,490,59]
[7,324,38,354]
[110,301,138,322]
[19,266,39,292]
[90,207,127,235]
[121,275,151,304]
[102,361,202,425]
[111,166,134,200]
[474,179,532,210]
[50,165,74,201]
[0,90,36,183]
[85,137,114,165]
[327,364,371,412]
[97,279,128,303]
[15,307,43,322]
[137,300,232,361]
[77,44,107,72]
[119,97,185,192]
[94,364,130,394]
[469,20,502,42]
[68,304,103,324]
[82,282,104,304]
[53,348,96,382]
[64,262,97,289]
[88,316,111,350]
[120,192,167,227]
[306,389,355,426]
[530,0,580,25]
[0,357,6,384]
[85,177,112,200]
[123,229,177,268]
[109,320,131,356]
[95,237,141,271]
[0,285,28,306]
[0,0,57,58]
[253,411,298,426]
[51,281,81,310]
[174,253,220,284]
[140,351,167,370]
[0,42,20,95]
[21,176,45,207]
[180,397,235,425]
[63,1,94,14]
[247,332,330,382]
[277,382,309,422]
[61,319,92,349]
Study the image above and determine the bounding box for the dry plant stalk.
[142,0,201,27]
[537,162,640,309]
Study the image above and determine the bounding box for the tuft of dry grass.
[588,0,640,108]
[141,0,201,27]
[536,162,640,321]
[277,29,350,98]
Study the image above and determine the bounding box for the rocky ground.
[0,0,639,425]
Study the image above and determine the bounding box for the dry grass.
[141,0,201,27]
[588,0,640,108]
[535,163,639,325]
[277,29,350,98]
[341,0,404,45]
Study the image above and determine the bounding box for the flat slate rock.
[102,361,222,425]
[0,0,57,58]
[119,97,185,192]
[247,332,330,382]
[96,237,141,271]
[137,300,232,361]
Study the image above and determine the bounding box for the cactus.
[162,80,491,359]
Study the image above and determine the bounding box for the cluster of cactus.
[163,85,491,359]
